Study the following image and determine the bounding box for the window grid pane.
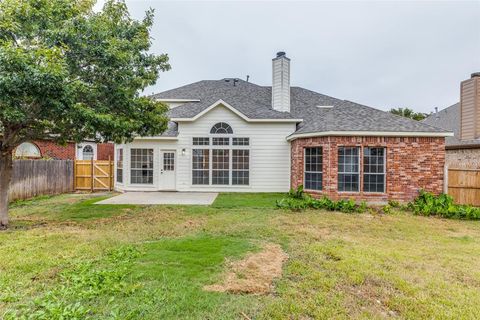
[210,122,233,134]
[163,152,175,171]
[130,149,153,184]
[363,147,385,193]
[116,149,123,183]
[192,149,209,185]
[338,147,360,192]
[232,149,249,185]
[304,147,323,190]
[233,138,249,146]
[212,149,229,185]
[213,137,230,146]
[193,137,209,145]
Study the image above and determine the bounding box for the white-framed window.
[192,149,209,185]
[191,124,249,186]
[338,147,360,192]
[82,145,94,160]
[116,149,123,183]
[304,147,322,191]
[210,122,233,134]
[15,142,41,158]
[232,149,249,185]
[130,148,154,184]
[363,147,386,193]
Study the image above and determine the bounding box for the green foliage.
[0,0,170,149]
[409,190,480,220]
[288,185,305,199]
[3,246,140,320]
[389,107,429,121]
[277,185,367,213]
[382,204,392,214]
[388,200,400,208]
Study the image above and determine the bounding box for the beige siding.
[460,77,479,140]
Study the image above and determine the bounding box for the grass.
[1,192,480,319]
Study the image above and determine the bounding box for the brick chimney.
[460,72,480,140]
[272,51,290,113]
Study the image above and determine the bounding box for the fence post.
[108,155,112,191]
[73,160,76,191]
[91,158,94,192]
[444,164,448,194]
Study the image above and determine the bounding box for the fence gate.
[447,168,480,206]
[75,159,113,191]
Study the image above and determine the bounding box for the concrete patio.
[96,192,218,205]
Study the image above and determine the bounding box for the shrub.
[409,190,480,220]
[277,186,367,213]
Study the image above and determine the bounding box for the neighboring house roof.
[423,103,480,149]
[151,79,451,138]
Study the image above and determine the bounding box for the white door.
[159,151,176,190]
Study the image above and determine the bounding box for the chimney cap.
[471,72,480,78]
[276,51,286,57]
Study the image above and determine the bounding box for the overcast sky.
[96,1,480,113]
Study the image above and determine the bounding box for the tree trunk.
[0,150,13,228]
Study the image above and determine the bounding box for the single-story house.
[423,73,480,168]
[14,140,114,161]
[114,52,452,202]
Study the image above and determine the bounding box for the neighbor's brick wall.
[34,140,76,160]
[446,148,480,168]
[291,136,446,202]
[97,143,114,160]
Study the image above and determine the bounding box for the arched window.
[15,142,41,158]
[82,145,94,160]
[210,122,233,134]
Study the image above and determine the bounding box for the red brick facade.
[291,136,446,202]
[97,143,115,161]
[21,140,114,160]
[34,140,76,160]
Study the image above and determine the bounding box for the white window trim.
[190,135,251,187]
[129,148,155,186]
[337,146,361,193]
[363,147,387,194]
[304,147,323,191]
[116,148,124,185]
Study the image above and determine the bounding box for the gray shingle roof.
[423,103,480,148]
[152,79,451,137]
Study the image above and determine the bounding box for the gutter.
[286,130,454,141]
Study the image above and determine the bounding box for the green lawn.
[1,193,480,319]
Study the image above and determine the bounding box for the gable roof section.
[423,103,480,148]
[152,79,452,139]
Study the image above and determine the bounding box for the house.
[423,73,480,168]
[114,52,452,202]
[14,140,114,161]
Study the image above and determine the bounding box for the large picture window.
[338,147,360,192]
[363,147,386,193]
[192,149,209,185]
[116,149,123,183]
[304,147,322,190]
[130,148,153,184]
[192,127,249,186]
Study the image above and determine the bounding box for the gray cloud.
[97,0,480,113]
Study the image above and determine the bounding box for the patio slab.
[96,192,218,205]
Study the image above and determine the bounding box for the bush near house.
[278,186,480,220]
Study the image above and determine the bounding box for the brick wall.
[291,136,446,202]
[97,143,114,160]
[34,140,76,160]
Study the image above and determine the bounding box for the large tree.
[389,107,429,121]
[0,0,171,227]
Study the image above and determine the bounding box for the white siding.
[272,55,291,113]
[116,104,296,192]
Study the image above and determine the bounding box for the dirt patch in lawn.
[204,243,288,295]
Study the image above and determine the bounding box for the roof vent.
[472,72,480,78]
[276,51,286,58]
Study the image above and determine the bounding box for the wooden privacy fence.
[74,159,114,191]
[10,160,74,201]
[447,168,480,206]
